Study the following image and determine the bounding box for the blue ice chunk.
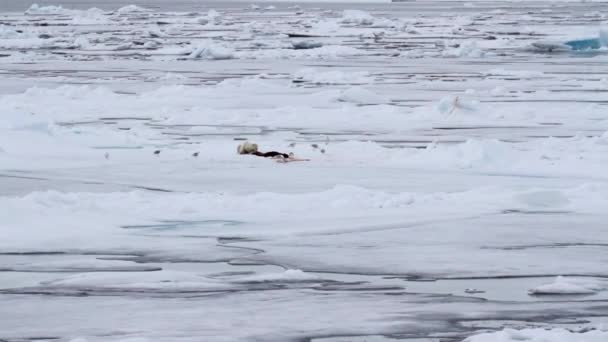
[564,38,601,51]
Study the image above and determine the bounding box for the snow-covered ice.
[1,0,608,341]
[465,328,608,342]
[529,276,606,295]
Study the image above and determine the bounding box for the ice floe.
[465,328,608,342]
[529,276,605,295]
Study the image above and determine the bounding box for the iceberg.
[535,28,608,51]
[564,37,601,51]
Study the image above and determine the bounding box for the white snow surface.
[465,328,608,342]
[1,1,608,341]
[529,276,606,295]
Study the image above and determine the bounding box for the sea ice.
[2,1,608,340]
[337,86,387,104]
[232,269,321,283]
[189,43,235,60]
[529,276,603,295]
[340,10,375,26]
[465,328,608,342]
[293,68,372,84]
[116,5,149,14]
[292,41,324,49]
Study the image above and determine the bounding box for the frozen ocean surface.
[1,0,608,341]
